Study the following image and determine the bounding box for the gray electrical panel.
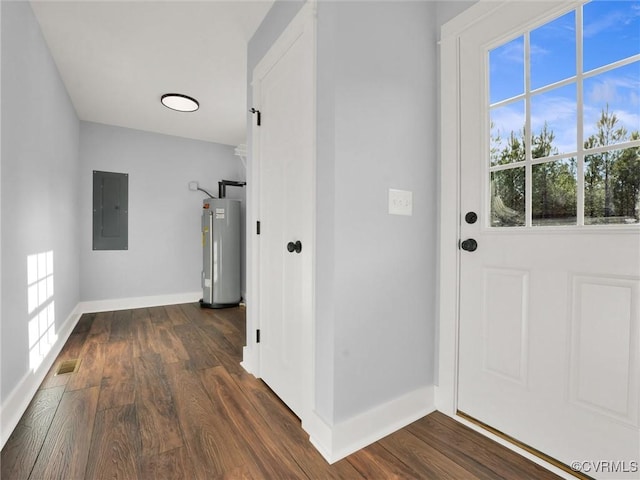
[93,171,128,250]
[200,198,241,308]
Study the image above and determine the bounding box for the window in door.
[488,0,640,227]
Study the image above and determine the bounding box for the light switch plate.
[388,188,413,216]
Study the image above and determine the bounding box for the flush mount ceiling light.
[161,93,199,112]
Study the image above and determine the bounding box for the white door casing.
[250,2,316,421]
[439,1,640,478]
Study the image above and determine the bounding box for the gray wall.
[79,121,245,301]
[316,1,438,423]
[436,0,478,28]
[248,0,439,425]
[1,1,80,402]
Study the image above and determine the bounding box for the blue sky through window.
[489,0,640,158]
[584,0,640,71]
[490,36,524,104]
[584,61,640,141]
[531,83,577,156]
[530,10,576,90]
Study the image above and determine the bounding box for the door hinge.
[250,108,261,126]
[257,221,261,235]
[256,329,261,343]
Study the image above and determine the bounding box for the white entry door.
[252,4,315,420]
[457,1,640,477]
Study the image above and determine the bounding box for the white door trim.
[244,0,317,423]
[436,2,583,478]
[437,0,504,417]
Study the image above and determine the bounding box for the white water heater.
[200,198,241,308]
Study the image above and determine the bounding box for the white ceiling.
[30,1,274,147]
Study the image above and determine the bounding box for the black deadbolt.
[461,238,478,252]
[465,211,478,224]
[287,241,302,254]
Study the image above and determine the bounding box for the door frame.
[436,2,582,477]
[243,0,317,424]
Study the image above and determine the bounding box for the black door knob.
[287,241,302,253]
[465,211,478,224]
[461,238,478,252]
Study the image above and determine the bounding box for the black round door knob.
[287,241,302,253]
[465,211,478,224]
[461,238,478,252]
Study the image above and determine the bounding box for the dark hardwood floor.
[1,303,561,479]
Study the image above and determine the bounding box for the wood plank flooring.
[1,303,562,479]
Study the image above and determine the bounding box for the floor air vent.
[56,359,79,375]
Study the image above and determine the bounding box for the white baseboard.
[307,385,435,464]
[0,304,82,449]
[240,345,258,376]
[78,291,201,313]
[305,411,334,460]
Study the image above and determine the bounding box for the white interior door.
[253,5,315,420]
[457,2,640,477]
